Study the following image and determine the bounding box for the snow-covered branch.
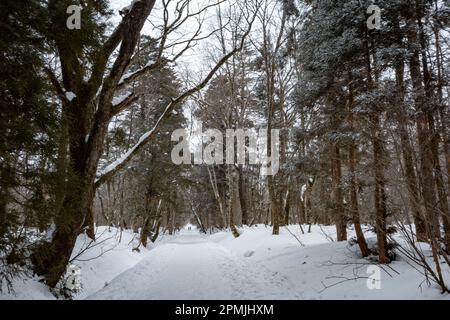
[111,92,138,116]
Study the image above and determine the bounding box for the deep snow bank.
[0,226,165,300]
[209,225,450,299]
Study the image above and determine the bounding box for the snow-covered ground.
[0,226,153,300]
[1,224,450,300]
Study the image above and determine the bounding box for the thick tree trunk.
[32,184,96,287]
[32,105,103,286]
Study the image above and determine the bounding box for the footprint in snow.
[243,251,255,258]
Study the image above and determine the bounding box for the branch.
[111,92,139,116]
[87,0,157,98]
[43,67,68,104]
[117,0,228,91]
[95,7,258,188]
[116,60,162,91]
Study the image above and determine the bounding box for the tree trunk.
[364,27,389,263]
[331,145,347,241]
[430,19,450,250]
[151,217,161,243]
[0,162,10,237]
[407,17,440,241]
[429,114,450,249]
[284,189,291,226]
[267,112,280,235]
[392,19,427,242]
[140,216,151,248]
[347,77,369,256]
[348,143,369,256]
[395,68,427,241]
[32,184,96,288]
[228,168,240,238]
[372,113,390,263]
[238,165,248,225]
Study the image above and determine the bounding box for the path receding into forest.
[87,230,302,299]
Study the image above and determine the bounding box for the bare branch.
[117,1,228,91]
[95,6,258,188]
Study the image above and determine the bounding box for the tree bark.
[228,167,240,238]
[331,145,347,242]
[407,13,440,241]
[391,18,427,242]
[395,62,427,241]
[238,165,248,225]
[364,26,389,263]
[347,80,369,257]
[372,113,390,263]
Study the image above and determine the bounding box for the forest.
[1,0,450,300]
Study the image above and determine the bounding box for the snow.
[87,225,450,300]
[65,91,76,101]
[0,276,55,300]
[112,92,131,106]
[120,0,141,14]
[69,227,151,300]
[0,226,151,300]
[118,60,156,86]
[2,225,450,300]
[207,226,450,299]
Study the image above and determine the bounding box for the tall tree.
[31,0,257,287]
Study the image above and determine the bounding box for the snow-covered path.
[88,230,302,300]
[2,225,450,300]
